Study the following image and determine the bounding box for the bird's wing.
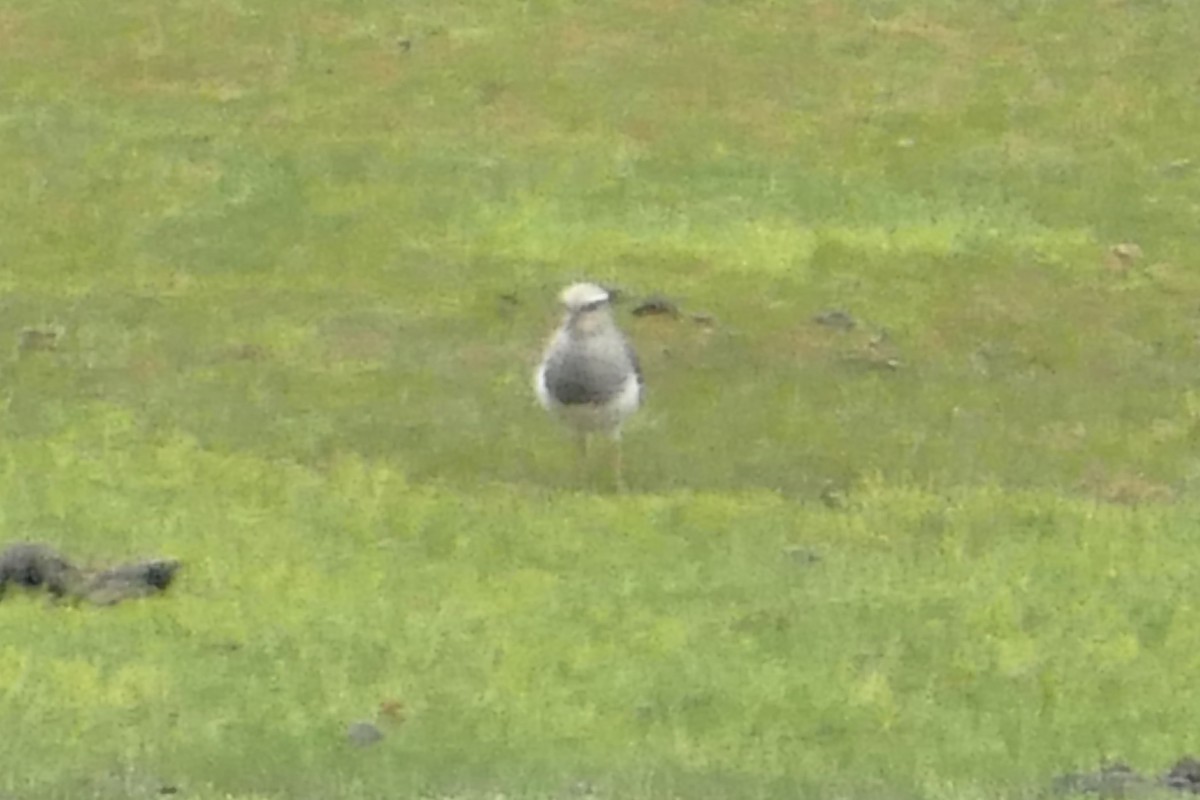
[625,338,645,402]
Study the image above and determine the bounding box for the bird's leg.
[575,431,590,485]
[612,434,625,493]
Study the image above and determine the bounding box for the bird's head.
[559,282,614,335]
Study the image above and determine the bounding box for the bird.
[535,282,644,487]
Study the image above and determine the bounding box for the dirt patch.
[1079,467,1175,506]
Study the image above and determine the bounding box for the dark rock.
[1164,757,1200,792]
[631,295,680,318]
[0,542,180,606]
[0,543,80,600]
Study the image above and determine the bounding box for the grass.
[2,0,1200,796]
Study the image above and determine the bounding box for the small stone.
[782,546,822,565]
[819,481,849,509]
[377,698,406,723]
[346,721,384,746]
[17,326,64,354]
[812,310,856,331]
[1107,242,1144,272]
[690,312,717,327]
[631,295,680,318]
[866,330,902,371]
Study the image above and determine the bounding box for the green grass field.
[3,0,1200,797]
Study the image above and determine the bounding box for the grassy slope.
[2,0,1200,796]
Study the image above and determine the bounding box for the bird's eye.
[580,299,606,312]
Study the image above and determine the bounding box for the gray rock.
[1164,757,1200,793]
[81,559,182,606]
[1052,762,1148,796]
[813,310,856,331]
[346,721,384,747]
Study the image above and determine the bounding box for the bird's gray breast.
[543,340,635,406]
